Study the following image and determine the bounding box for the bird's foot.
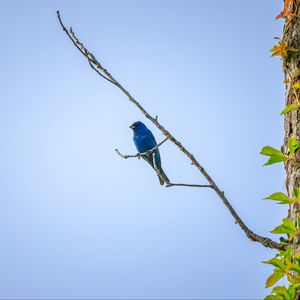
[146,150,152,157]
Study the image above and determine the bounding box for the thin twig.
[57,12,116,85]
[114,149,137,159]
[69,28,116,84]
[166,183,212,188]
[115,137,169,159]
[56,11,285,251]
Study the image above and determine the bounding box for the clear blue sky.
[0,1,287,299]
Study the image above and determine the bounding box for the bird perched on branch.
[130,121,169,185]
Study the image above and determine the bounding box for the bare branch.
[56,11,286,251]
[115,137,169,159]
[166,183,212,188]
[115,149,139,159]
[57,11,116,85]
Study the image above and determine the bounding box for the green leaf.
[287,286,296,300]
[284,246,292,266]
[265,295,284,300]
[292,83,300,89]
[263,258,285,270]
[260,146,289,166]
[291,232,298,241]
[264,192,294,204]
[277,250,286,257]
[271,218,296,235]
[293,188,300,199]
[261,146,285,157]
[290,264,300,273]
[265,192,291,201]
[282,218,296,231]
[288,138,300,155]
[272,286,287,293]
[263,155,289,166]
[265,270,285,288]
[271,225,292,234]
[281,103,299,115]
[287,273,300,284]
[272,286,288,297]
[290,283,300,289]
[294,253,300,264]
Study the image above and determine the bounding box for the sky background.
[0,1,287,299]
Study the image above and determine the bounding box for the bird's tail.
[157,168,169,185]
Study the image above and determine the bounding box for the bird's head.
[129,121,147,133]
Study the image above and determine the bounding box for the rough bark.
[284,2,300,274]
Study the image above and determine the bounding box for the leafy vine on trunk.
[262,1,300,299]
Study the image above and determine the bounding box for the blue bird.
[130,121,169,185]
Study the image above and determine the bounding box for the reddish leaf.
[275,0,294,20]
[276,11,285,20]
[284,0,291,9]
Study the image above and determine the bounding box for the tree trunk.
[284,2,300,290]
[284,14,300,207]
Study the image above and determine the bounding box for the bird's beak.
[129,125,134,129]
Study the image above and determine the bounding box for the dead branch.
[56,10,286,251]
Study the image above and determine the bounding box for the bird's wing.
[143,130,158,150]
[142,130,162,169]
[133,129,162,169]
[134,129,157,153]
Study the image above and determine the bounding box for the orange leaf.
[276,9,294,20]
[275,11,285,20]
[276,0,294,20]
[284,0,291,9]
[270,40,297,58]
